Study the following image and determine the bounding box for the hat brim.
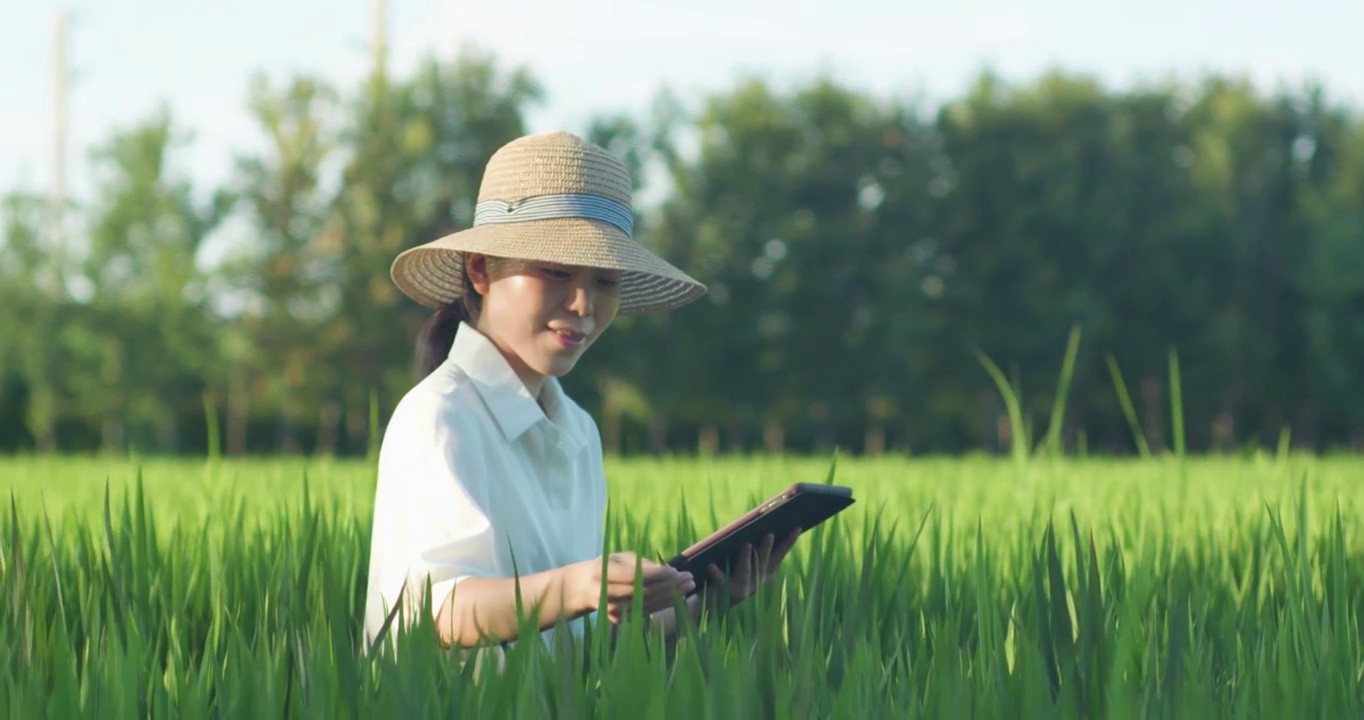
[390,218,707,315]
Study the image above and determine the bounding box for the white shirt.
[362,322,607,649]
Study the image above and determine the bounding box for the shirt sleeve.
[368,391,496,628]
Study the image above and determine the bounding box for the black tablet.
[666,483,855,590]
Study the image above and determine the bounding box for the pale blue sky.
[3,0,1361,211]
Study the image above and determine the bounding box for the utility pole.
[49,8,68,299]
[372,0,386,79]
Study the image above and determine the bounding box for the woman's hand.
[570,552,696,624]
[703,527,801,610]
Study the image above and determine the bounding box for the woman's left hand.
[703,527,802,609]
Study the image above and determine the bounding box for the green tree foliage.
[3,54,1362,457]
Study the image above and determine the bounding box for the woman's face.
[467,253,622,394]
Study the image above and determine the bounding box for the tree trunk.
[101,339,124,454]
[316,401,342,456]
[1293,401,1317,452]
[279,408,301,455]
[27,383,57,454]
[726,423,746,454]
[764,421,784,454]
[648,416,667,456]
[698,424,719,455]
[157,382,180,453]
[157,406,179,454]
[976,388,999,453]
[347,398,368,456]
[227,371,249,456]
[996,414,1013,455]
[1140,374,1164,454]
[810,402,833,453]
[816,422,836,454]
[1067,404,1086,455]
[102,414,124,454]
[864,419,885,456]
[602,406,622,455]
[597,378,623,455]
[1211,408,1235,454]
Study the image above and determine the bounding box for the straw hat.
[390,131,706,315]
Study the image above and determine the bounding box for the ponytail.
[415,256,482,378]
[415,302,467,378]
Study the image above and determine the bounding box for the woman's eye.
[542,268,570,279]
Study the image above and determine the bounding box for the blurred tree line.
[2,47,1362,458]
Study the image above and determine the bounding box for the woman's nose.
[566,286,593,316]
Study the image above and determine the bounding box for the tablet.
[666,483,855,590]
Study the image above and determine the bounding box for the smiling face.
[465,252,622,396]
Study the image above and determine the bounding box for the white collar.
[447,322,585,452]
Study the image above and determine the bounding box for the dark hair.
[415,259,482,378]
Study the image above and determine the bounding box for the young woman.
[362,131,800,651]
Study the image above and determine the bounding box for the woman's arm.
[433,563,587,648]
[434,553,695,648]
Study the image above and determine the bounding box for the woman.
[362,131,799,651]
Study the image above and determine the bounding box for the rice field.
[3,452,1363,717]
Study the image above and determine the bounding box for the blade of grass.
[1039,323,1083,458]
[1105,353,1150,458]
[975,348,1029,468]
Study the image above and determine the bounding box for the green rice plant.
[1038,323,1084,458]
[1277,427,1292,464]
[2,455,1364,716]
[1105,353,1151,459]
[974,350,1029,468]
[977,322,1084,465]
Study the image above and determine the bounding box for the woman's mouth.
[551,327,587,348]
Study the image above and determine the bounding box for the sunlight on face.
[466,253,622,393]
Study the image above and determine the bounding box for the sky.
[2,0,1362,218]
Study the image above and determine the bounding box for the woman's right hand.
[569,552,695,623]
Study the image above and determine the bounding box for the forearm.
[434,563,587,648]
